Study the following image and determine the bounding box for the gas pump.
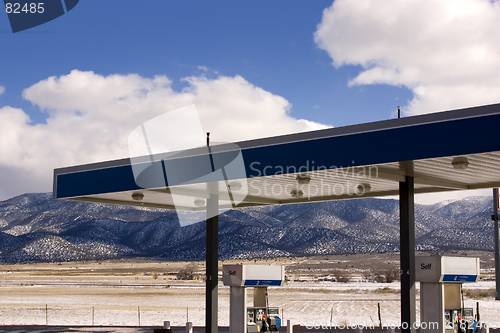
[223,265,284,333]
[444,308,476,333]
[416,256,480,333]
[443,283,476,333]
[247,307,281,332]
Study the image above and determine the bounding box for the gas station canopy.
[53,103,500,208]
[52,102,500,333]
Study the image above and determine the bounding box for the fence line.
[0,304,204,326]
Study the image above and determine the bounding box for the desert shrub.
[383,265,400,283]
[463,288,496,299]
[374,287,400,294]
[371,264,400,283]
[332,269,350,283]
[363,270,373,280]
[176,263,199,280]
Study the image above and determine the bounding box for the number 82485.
[5,3,45,14]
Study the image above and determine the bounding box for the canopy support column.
[493,188,500,300]
[206,183,219,333]
[400,176,416,333]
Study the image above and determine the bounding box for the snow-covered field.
[0,276,498,328]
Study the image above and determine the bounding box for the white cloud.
[315,0,500,204]
[0,70,329,200]
[315,0,500,115]
[0,86,5,96]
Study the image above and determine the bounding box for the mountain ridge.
[0,193,495,263]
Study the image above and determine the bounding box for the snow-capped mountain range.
[0,193,495,263]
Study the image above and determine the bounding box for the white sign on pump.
[222,265,284,287]
[415,256,479,283]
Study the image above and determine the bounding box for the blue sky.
[0,0,499,203]
[0,0,411,126]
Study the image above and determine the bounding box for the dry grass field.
[0,252,498,328]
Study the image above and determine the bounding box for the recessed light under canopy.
[452,156,469,170]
